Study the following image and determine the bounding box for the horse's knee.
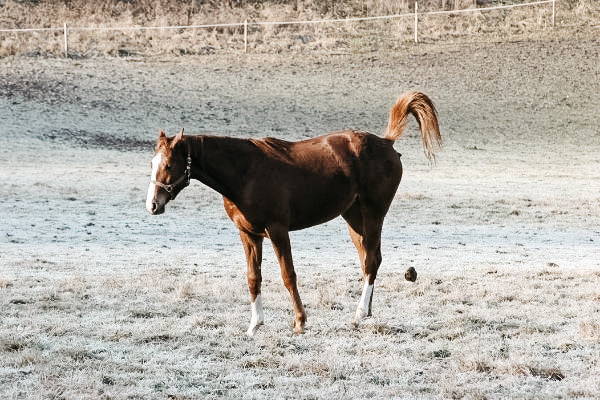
[247,273,261,297]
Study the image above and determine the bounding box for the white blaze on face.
[146,153,163,213]
[355,281,374,320]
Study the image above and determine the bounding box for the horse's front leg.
[239,230,264,336]
[267,225,306,334]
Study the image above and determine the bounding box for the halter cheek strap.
[151,151,192,200]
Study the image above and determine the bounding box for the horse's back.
[299,129,402,183]
[241,130,402,231]
[289,130,402,227]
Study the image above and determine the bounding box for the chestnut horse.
[146,91,441,335]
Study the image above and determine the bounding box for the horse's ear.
[155,130,167,150]
[175,128,184,141]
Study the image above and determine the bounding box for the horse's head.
[146,129,191,215]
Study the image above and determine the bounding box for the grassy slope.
[0,0,598,56]
[0,35,599,397]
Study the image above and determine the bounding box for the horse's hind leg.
[267,225,306,334]
[240,230,264,336]
[343,201,383,324]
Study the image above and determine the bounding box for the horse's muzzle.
[149,201,165,215]
[146,182,169,215]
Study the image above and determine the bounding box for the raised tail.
[384,91,441,160]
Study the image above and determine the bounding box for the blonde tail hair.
[384,91,441,160]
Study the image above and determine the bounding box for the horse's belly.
[288,182,356,231]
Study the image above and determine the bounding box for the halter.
[151,147,192,200]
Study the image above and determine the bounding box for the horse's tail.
[384,91,441,160]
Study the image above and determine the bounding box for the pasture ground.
[1,36,599,398]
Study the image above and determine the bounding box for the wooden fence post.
[244,19,248,53]
[414,1,418,43]
[63,23,68,57]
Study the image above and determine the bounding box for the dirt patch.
[41,128,154,152]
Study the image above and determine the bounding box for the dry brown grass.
[3,260,599,398]
[1,0,598,57]
[579,321,600,340]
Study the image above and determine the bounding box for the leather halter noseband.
[151,147,192,200]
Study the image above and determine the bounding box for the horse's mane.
[250,137,294,163]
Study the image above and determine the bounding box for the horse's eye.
[165,165,171,170]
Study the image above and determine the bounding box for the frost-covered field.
[1,38,599,399]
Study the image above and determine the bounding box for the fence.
[0,0,557,56]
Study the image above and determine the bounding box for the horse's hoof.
[353,307,374,327]
[292,312,306,334]
[293,320,305,335]
[246,322,263,337]
[354,309,368,322]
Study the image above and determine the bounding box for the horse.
[146,91,441,335]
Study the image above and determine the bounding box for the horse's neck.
[188,135,253,201]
